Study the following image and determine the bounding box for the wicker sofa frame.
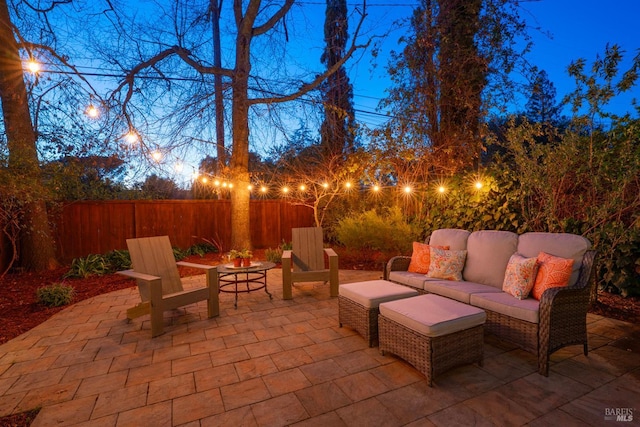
[384,249,598,376]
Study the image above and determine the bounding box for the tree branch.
[253,0,294,36]
[249,2,369,105]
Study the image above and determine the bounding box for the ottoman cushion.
[379,294,486,337]
[340,280,418,308]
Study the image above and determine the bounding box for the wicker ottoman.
[339,280,419,347]
[378,294,486,386]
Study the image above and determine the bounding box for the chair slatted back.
[291,227,325,272]
[126,236,183,300]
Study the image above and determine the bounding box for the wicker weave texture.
[378,314,484,386]
[484,310,538,354]
[338,296,379,347]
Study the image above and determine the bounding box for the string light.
[247,184,253,191]
[475,181,483,189]
[299,184,306,191]
[403,185,412,194]
[322,182,329,189]
[124,131,138,144]
[214,180,220,187]
[86,104,99,118]
[26,59,40,73]
[201,177,208,184]
[151,150,162,162]
[260,186,268,193]
[372,185,380,192]
[282,186,290,194]
[345,181,352,189]
[438,186,446,193]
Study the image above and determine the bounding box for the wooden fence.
[49,199,314,263]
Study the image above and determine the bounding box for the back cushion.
[463,230,518,288]
[517,232,591,286]
[428,229,471,251]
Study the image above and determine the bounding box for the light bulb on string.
[86,104,99,118]
[124,131,138,144]
[26,59,40,73]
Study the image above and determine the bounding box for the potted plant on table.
[229,249,243,267]
[240,249,253,267]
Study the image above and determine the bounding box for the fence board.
[48,199,313,263]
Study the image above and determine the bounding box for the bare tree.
[107,0,369,249]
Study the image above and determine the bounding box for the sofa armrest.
[384,256,411,280]
[538,249,597,375]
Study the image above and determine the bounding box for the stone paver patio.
[0,268,639,426]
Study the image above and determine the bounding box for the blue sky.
[518,0,640,115]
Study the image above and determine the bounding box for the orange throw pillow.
[531,251,574,300]
[407,242,449,274]
[407,242,432,273]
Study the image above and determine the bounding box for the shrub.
[104,249,131,271]
[265,240,292,264]
[64,254,109,278]
[36,283,76,307]
[335,206,417,253]
[187,243,217,257]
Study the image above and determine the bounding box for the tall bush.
[335,206,418,253]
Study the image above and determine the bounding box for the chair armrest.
[176,261,217,271]
[324,248,338,259]
[117,269,161,282]
[384,256,411,280]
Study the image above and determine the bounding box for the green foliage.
[65,254,109,278]
[419,167,524,235]
[36,283,76,307]
[64,242,218,278]
[103,249,131,271]
[187,243,217,257]
[335,206,418,253]
[265,240,292,263]
[172,247,190,261]
[265,247,283,264]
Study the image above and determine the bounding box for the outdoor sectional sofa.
[384,229,597,376]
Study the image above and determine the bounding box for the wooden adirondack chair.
[282,227,339,299]
[118,236,219,337]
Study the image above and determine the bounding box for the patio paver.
[0,268,638,426]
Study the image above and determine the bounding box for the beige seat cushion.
[463,230,518,289]
[339,280,418,308]
[470,292,540,324]
[379,294,486,337]
[423,280,503,304]
[388,271,429,290]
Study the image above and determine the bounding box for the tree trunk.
[229,27,252,250]
[210,0,226,169]
[0,0,58,271]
